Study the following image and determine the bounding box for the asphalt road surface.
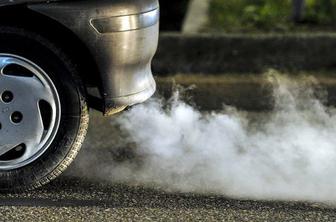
[1,176,335,221]
[1,75,336,221]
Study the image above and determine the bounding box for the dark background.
[159,0,189,31]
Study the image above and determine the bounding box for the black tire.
[0,26,89,192]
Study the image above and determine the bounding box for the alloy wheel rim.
[0,54,61,170]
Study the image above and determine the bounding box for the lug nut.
[1,91,14,103]
[11,111,23,124]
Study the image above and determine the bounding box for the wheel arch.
[0,5,103,108]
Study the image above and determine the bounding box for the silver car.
[0,0,159,191]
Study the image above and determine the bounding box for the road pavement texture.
[1,73,336,221]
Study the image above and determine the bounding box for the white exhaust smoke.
[75,72,336,203]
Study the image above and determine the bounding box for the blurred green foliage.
[208,0,336,32]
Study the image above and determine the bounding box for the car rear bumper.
[28,0,159,114]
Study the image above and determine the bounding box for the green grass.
[208,0,336,32]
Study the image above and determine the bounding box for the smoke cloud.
[73,72,336,203]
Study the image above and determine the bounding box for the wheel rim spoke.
[0,57,12,71]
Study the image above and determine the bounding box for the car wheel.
[0,26,89,192]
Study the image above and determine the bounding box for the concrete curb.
[155,74,336,111]
[152,33,336,75]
